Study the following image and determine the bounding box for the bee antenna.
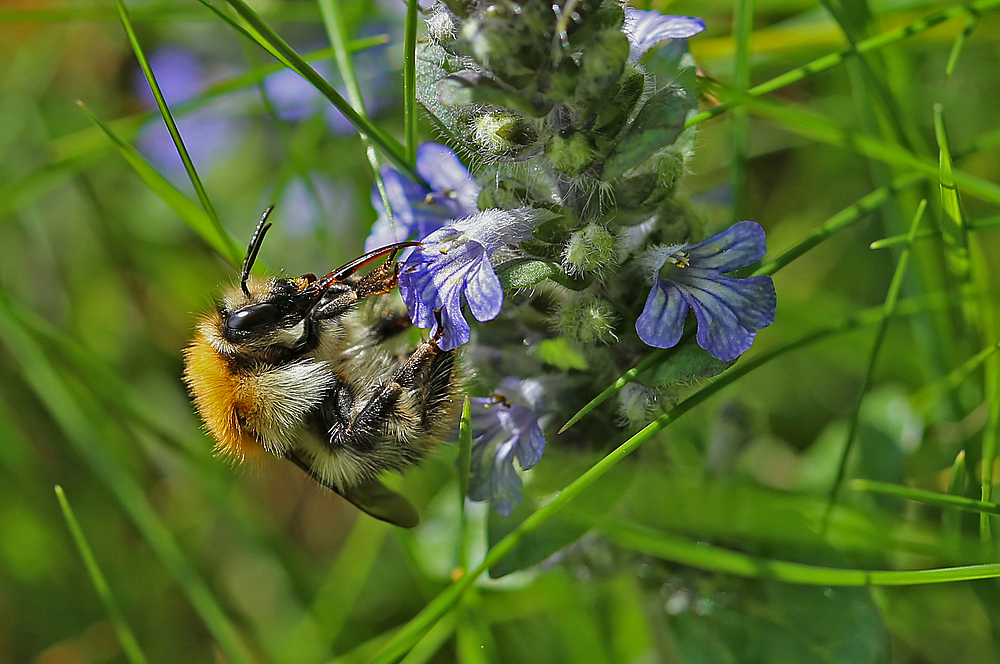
[241,205,274,299]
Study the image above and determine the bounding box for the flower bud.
[546,131,597,177]
[556,295,618,344]
[562,224,620,275]
[472,111,537,159]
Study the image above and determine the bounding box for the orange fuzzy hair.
[182,316,266,463]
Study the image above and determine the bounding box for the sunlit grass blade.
[55,485,150,664]
[75,101,242,265]
[912,341,1000,412]
[317,0,394,232]
[221,0,424,184]
[457,397,472,570]
[744,94,1000,208]
[934,104,971,282]
[870,213,1000,249]
[398,611,458,664]
[404,0,418,165]
[945,13,979,80]
[0,299,254,664]
[115,0,226,248]
[559,348,667,433]
[730,0,754,223]
[851,479,1000,516]
[194,0,295,68]
[827,200,927,516]
[685,0,1000,130]
[600,521,1000,586]
[945,451,968,540]
[368,294,954,663]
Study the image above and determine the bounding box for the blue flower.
[398,208,540,351]
[624,9,706,63]
[364,142,481,253]
[468,379,546,516]
[636,221,776,362]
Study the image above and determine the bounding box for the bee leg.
[353,259,400,300]
[328,340,450,450]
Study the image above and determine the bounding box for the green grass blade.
[55,485,150,664]
[600,521,1000,586]
[0,300,254,664]
[404,0,419,165]
[827,200,927,513]
[744,95,1000,208]
[194,0,295,68]
[75,101,242,265]
[870,213,1000,249]
[945,13,979,80]
[457,397,472,571]
[222,0,425,185]
[751,172,923,277]
[559,349,667,433]
[685,0,1000,131]
[851,479,1000,516]
[368,294,954,663]
[317,0,394,235]
[912,341,1000,412]
[934,104,971,282]
[115,0,226,247]
[945,451,968,541]
[397,611,457,664]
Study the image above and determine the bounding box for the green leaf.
[533,337,588,371]
[603,87,688,180]
[636,336,734,387]
[496,258,562,289]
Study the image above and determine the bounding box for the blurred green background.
[3,0,1000,661]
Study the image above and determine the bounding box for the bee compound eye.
[225,303,281,331]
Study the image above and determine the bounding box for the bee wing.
[285,452,419,528]
[338,478,420,529]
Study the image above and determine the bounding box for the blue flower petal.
[685,221,767,273]
[467,392,547,516]
[417,142,481,213]
[636,279,689,349]
[680,273,776,361]
[465,257,503,322]
[625,9,706,63]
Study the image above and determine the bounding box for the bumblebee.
[183,208,460,527]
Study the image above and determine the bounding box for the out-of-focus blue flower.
[624,8,706,63]
[398,208,539,351]
[636,221,776,362]
[364,142,481,252]
[134,48,243,177]
[262,28,396,136]
[468,378,546,516]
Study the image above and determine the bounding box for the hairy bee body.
[183,213,460,527]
